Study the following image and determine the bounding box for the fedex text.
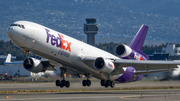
[45,29,72,52]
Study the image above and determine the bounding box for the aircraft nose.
[6,26,15,37]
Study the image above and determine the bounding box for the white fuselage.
[7,21,121,80]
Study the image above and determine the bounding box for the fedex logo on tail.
[134,52,144,60]
[45,29,71,52]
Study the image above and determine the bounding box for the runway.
[1,80,180,91]
[1,90,180,101]
[0,81,180,101]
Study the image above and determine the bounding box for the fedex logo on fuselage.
[45,29,71,52]
[134,52,144,60]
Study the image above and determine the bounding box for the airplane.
[4,54,24,66]
[4,54,60,77]
[6,21,180,88]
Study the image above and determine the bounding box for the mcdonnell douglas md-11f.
[6,21,180,88]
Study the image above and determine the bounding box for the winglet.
[5,54,11,63]
[129,24,149,51]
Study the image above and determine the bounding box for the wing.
[4,57,58,71]
[114,59,180,75]
[81,56,180,75]
[4,55,81,77]
[44,59,82,77]
[114,59,178,70]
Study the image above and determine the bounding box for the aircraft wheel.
[55,80,60,86]
[110,81,115,88]
[65,81,70,88]
[60,82,64,88]
[87,80,91,87]
[105,84,109,88]
[61,80,66,86]
[106,80,111,86]
[101,80,105,86]
[82,80,87,87]
[59,80,66,88]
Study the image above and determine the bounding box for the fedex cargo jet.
[6,21,180,88]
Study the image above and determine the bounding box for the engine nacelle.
[94,57,115,73]
[116,44,132,57]
[23,58,44,73]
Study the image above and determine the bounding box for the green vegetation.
[96,42,119,55]
[0,40,25,60]
[1,0,180,43]
[1,86,180,94]
[96,42,167,55]
[0,40,23,55]
[0,40,175,57]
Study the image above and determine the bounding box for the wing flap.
[134,69,175,75]
[81,56,180,75]
[115,59,179,71]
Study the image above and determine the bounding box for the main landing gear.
[100,79,115,88]
[56,79,70,88]
[82,74,91,87]
[100,74,115,88]
[55,68,70,88]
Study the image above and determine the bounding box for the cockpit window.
[21,25,25,29]
[10,24,25,29]
[10,24,18,26]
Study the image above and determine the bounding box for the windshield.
[10,24,25,29]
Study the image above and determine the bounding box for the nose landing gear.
[24,50,31,57]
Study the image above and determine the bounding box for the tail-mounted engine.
[23,58,44,73]
[116,44,132,57]
[94,57,115,73]
[116,44,147,60]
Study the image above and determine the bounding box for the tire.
[110,81,115,88]
[55,80,60,86]
[106,80,111,86]
[65,81,70,88]
[101,80,105,86]
[87,80,91,87]
[61,80,66,86]
[82,80,87,87]
[105,84,108,88]
[60,82,64,88]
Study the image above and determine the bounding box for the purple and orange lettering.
[66,41,71,52]
[45,28,71,52]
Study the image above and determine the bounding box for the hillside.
[0,0,180,44]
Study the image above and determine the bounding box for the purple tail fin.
[129,24,149,60]
[129,24,149,51]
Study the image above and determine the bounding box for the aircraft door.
[24,28,37,48]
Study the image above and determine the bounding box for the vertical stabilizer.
[129,24,149,51]
[5,54,11,63]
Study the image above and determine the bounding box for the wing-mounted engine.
[94,57,115,73]
[23,57,44,73]
[116,44,132,57]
